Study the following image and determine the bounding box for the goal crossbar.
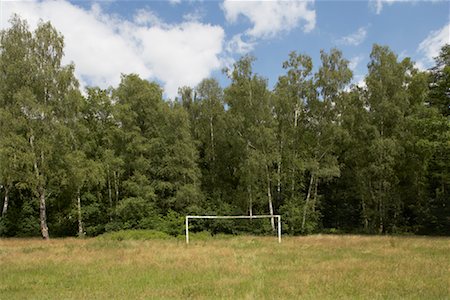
[185,215,281,244]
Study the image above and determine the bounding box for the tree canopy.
[1,17,448,238]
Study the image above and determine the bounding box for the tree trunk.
[311,178,319,212]
[291,168,295,194]
[248,185,253,217]
[30,135,49,240]
[378,197,384,234]
[77,188,84,237]
[39,187,49,239]
[378,181,385,234]
[266,166,275,231]
[361,198,369,231]
[2,186,9,218]
[107,168,112,221]
[277,140,282,201]
[114,171,119,203]
[301,173,315,232]
[210,116,215,162]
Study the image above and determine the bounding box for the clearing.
[0,234,449,299]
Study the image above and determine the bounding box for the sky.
[0,0,449,98]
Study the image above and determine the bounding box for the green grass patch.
[98,229,173,241]
[0,235,449,299]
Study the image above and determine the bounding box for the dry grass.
[0,235,449,299]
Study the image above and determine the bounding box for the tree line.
[1,16,448,238]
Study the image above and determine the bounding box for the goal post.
[185,215,281,244]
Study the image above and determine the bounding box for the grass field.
[0,233,449,299]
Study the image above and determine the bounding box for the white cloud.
[222,0,316,39]
[398,50,408,59]
[168,0,182,5]
[352,74,367,90]
[133,8,162,26]
[338,27,368,46]
[417,23,450,68]
[349,55,364,71]
[414,61,427,71]
[226,34,255,55]
[132,22,224,97]
[183,8,205,23]
[370,0,396,14]
[370,0,430,15]
[0,0,225,98]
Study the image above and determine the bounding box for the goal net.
[185,215,281,244]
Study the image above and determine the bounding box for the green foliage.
[111,197,156,230]
[155,210,185,236]
[280,197,320,234]
[15,200,40,237]
[280,197,305,234]
[428,44,450,116]
[0,16,448,238]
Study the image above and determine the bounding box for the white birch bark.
[301,173,315,232]
[1,186,9,218]
[266,166,275,231]
[77,188,84,237]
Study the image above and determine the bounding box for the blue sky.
[1,0,449,98]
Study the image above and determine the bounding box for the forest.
[0,16,449,239]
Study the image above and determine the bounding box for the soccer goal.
[185,215,281,244]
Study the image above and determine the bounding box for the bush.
[280,196,320,235]
[114,197,155,229]
[155,210,185,236]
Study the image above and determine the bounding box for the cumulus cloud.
[132,22,224,96]
[417,23,450,68]
[133,8,163,26]
[0,0,225,98]
[338,27,368,46]
[222,0,316,39]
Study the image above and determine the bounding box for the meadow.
[0,232,449,299]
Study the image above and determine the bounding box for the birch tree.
[224,56,277,230]
[0,17,80,238]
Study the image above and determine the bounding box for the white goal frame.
[185,215,281,244]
